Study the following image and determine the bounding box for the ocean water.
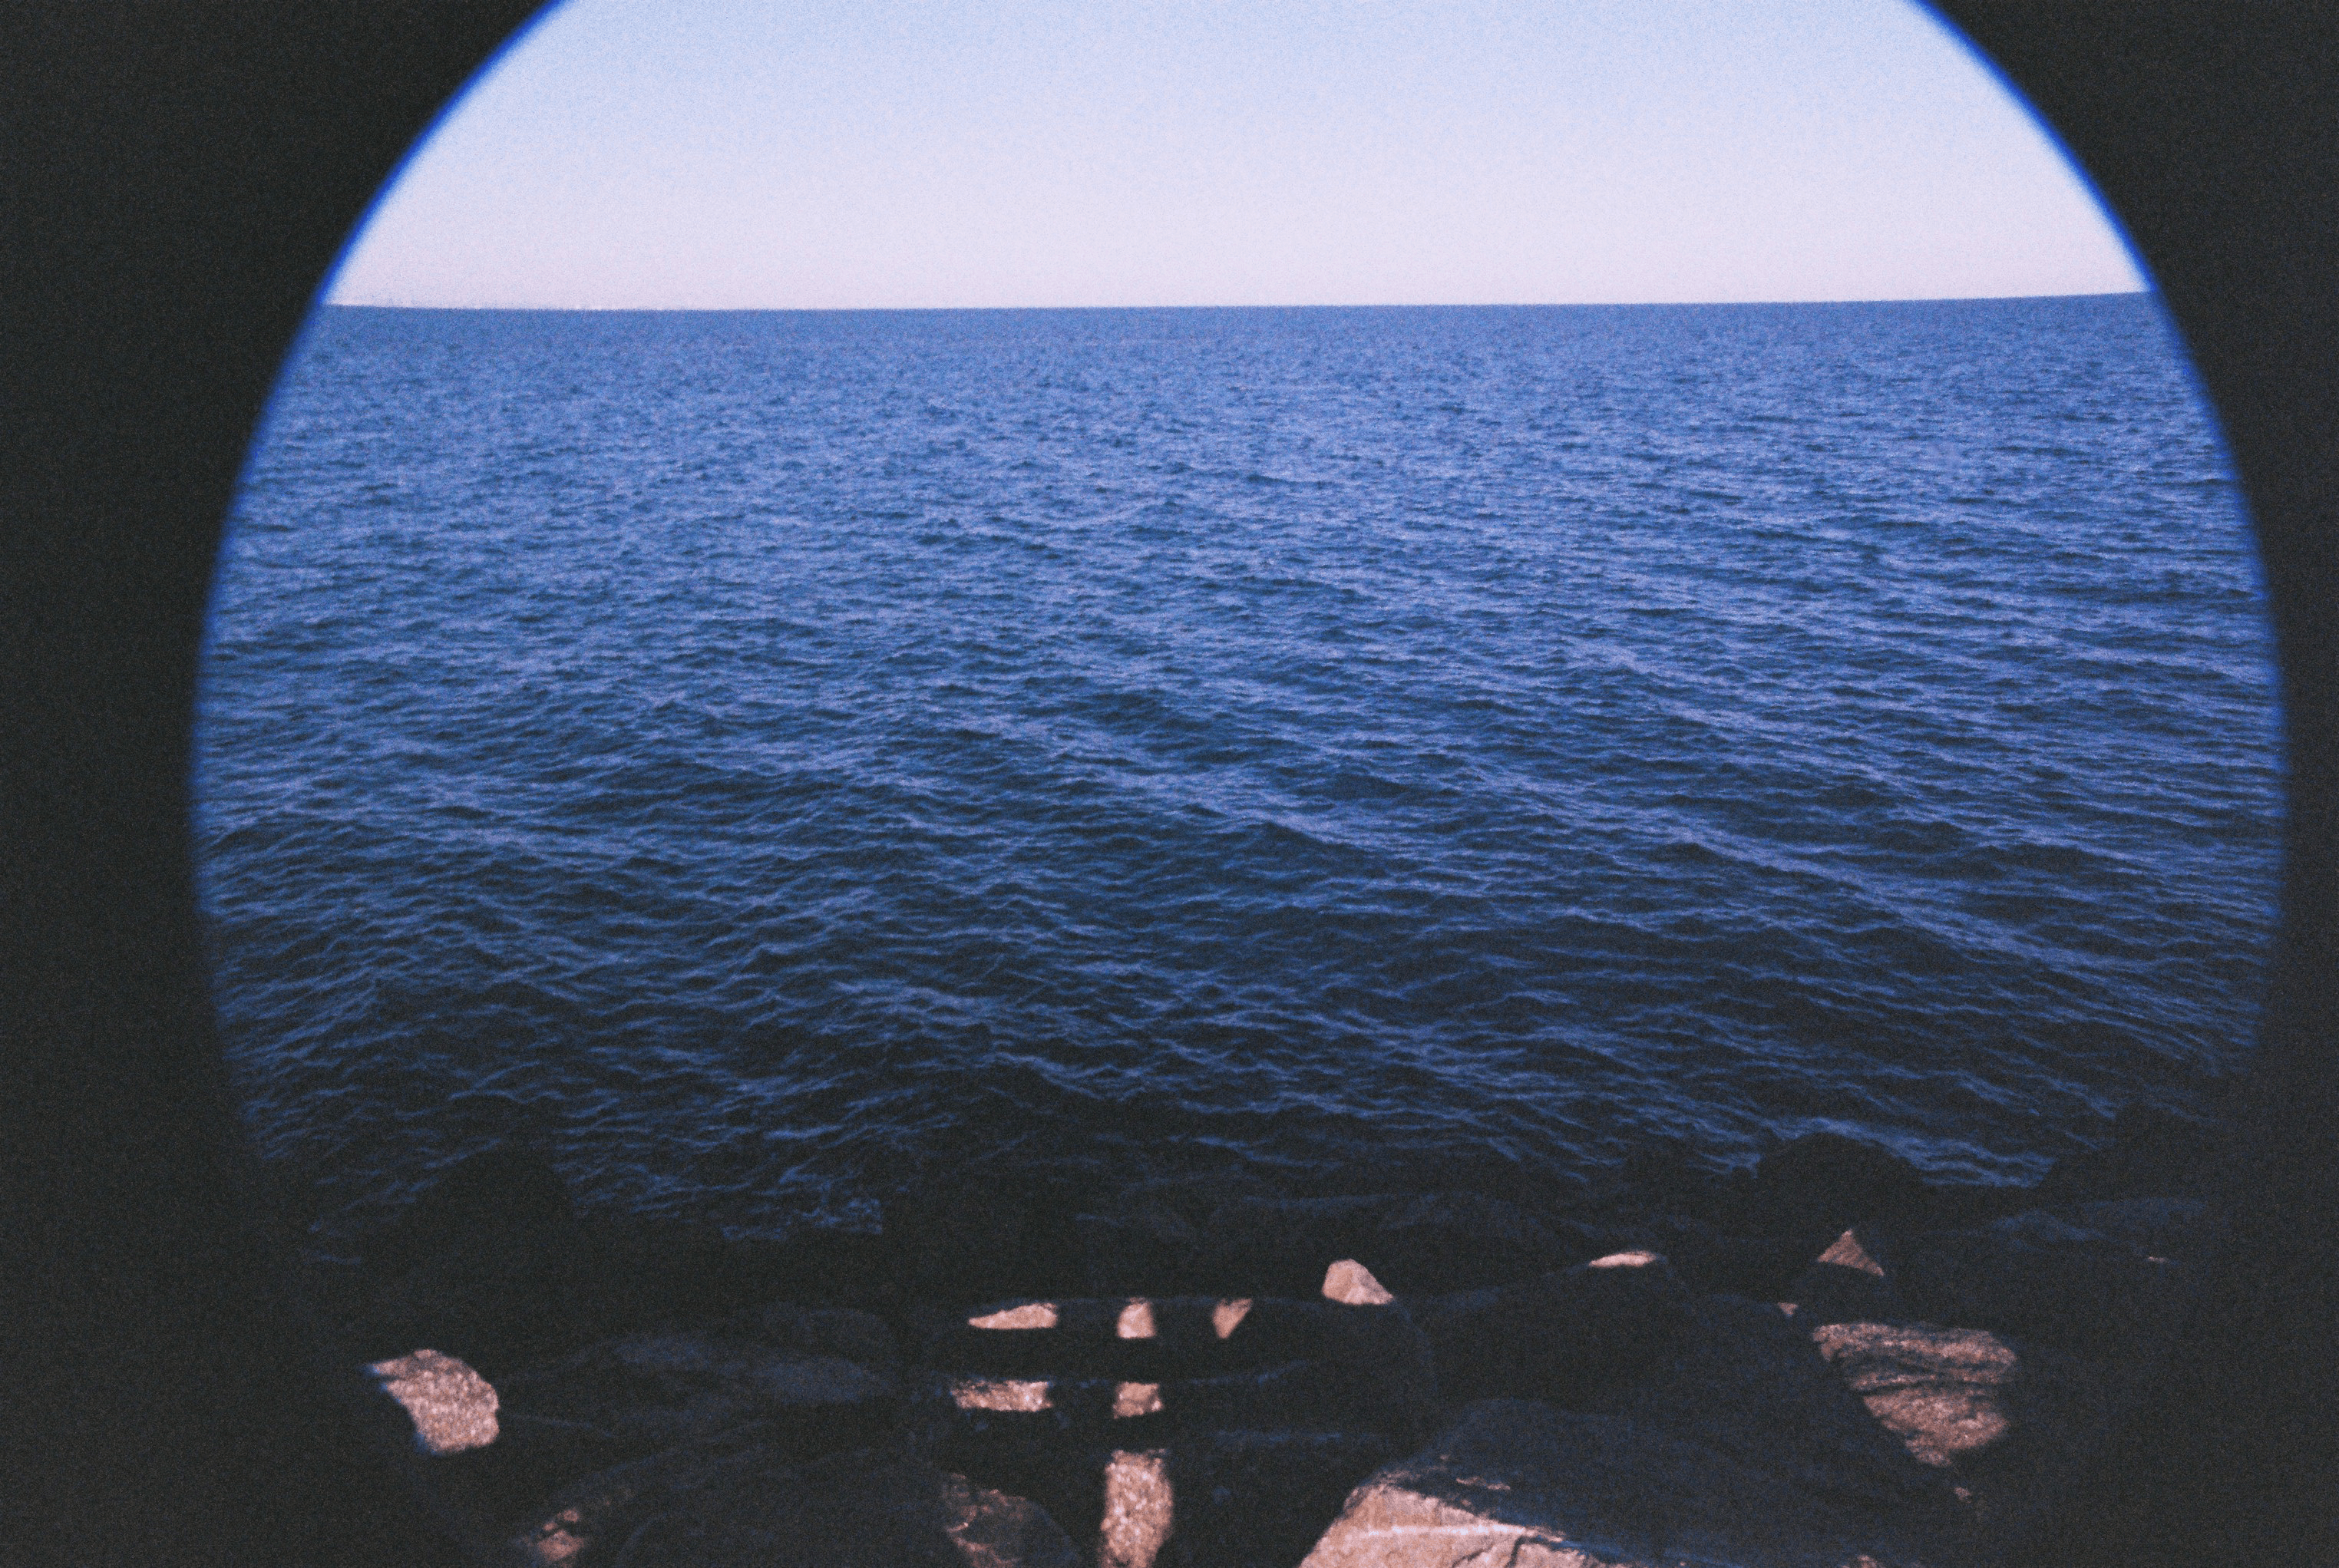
[195,297,2283,1238]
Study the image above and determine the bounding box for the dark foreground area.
[313,1095,2220,1566]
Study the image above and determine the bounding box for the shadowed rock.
[1592,1214,1812,1300]
[2031,1101,2219,1205]
[719,1301,901,1372]
[1815,1320,2114,1553]
[1753,1133,1931,1238]
[1299,1398,1957,1567]
[933,1430,1397,1568]
[1885,1225,2195,1362]
[1079,1206,1207,1296]
[1584,1296,1947,1516]
[1408,1252,1688,1408]
[1201,1195,1403,1299]
[2060,1197,2212,1259]
[1782,1227,1909,1326]
[509,1440,1077,1567]
[1350,1190,1587,1293]
[497,1329,899,1459]
[358,1212,818,1380]
[884,1174,1094,1305]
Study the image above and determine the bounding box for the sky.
[326,0,2148,311]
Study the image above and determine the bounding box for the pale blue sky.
[328,0,2147,309]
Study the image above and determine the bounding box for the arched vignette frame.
[2,5,2332,1564]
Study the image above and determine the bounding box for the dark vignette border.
[2,5,2332,1563]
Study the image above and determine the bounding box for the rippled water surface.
[197,298,2281,1235]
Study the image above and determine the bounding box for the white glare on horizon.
[328,0,2146,311]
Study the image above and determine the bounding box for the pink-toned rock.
[1815,1319,2115,1550]
[1300,1398,1953,1567]
[1322,1259,1394,1306]
[368,1348,499,1456]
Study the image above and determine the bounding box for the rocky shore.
[306,1101,2219,1566]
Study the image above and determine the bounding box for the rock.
[1585,1296,1944,1514]
[1887,1225,2195,1362]
[709,1226,895,1312]
[1321,1259,1393,1306]
[1161,1430,1397,1568]
[933,1429,1397,1568]
[510,1440,1078,1567]
[1299,1398,1954,1567]
[1098,1448,1171,1568]
[1409,1253,1687,1408]
[1782,1226,1908,1325]
[423,1406,643,1537]
[497,1329,899,1459]
[1815,1320,2115,1550]
[924,1299,1436,1451]
[1753,1132,1930,1237]
[506,1423,774,1566]
[1350,1191,1584,1294]
[1201,1195,1402,1298]
[1594,1214,1810,1300]
[367,1348,498,1456]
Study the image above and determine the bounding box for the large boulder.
[1300,1398,1957,1567]
[1815,1321,2115,1553]
[508,1440,1078,1567]
[1408,1253,1689,1408]
[1586,1296,1946,1517]
[1158,1430,1399,1568]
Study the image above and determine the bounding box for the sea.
[193,295,2284,1240]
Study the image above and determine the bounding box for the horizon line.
[321,287,2154,315]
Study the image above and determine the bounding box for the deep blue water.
[196,297,2282,1237]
